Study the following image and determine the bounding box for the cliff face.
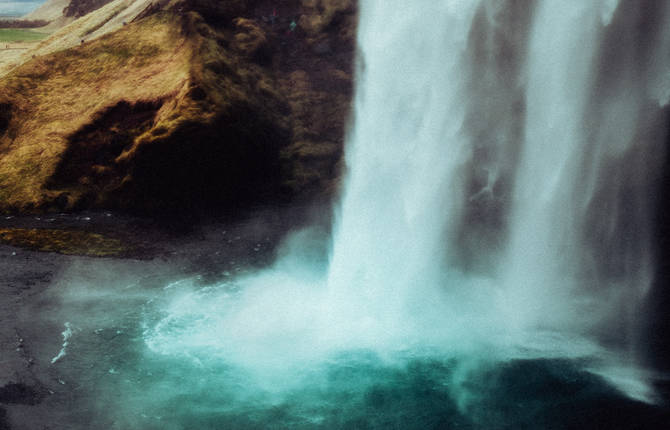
[269,0,357,194]
[0,0,357,214]
[169,0,358,196]
[63,0,117,17]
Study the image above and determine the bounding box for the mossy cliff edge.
[0,0,356,214]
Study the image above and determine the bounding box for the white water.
[145,0,670,403]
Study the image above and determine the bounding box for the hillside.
[2,0,157,76]
[0,0,357,215]
[23,0,72,21]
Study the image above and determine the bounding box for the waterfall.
[499,0,667,342]
[145,0,670,405]
[323,0,483,350]
[323,0,670,355]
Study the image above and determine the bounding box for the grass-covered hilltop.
[0,0,356,215]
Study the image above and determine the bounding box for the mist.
[13,0,670,428]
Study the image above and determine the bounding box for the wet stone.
[0,383,43,406]
[0,407,8,430]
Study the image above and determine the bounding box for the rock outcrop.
[0,0,357,215]
[64,0,117,17]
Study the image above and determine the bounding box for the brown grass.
[0,7,294,213]
[0,12,191,211]
[0,0,357,213]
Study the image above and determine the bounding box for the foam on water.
[144,0,670,406]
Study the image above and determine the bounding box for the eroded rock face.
[175,0,358,195]
[174,0,263,25]
[0,0,357,215]
[298,0,355,37]
[63,0,116,18]
[266,0,357,195]
[232,17,269,60]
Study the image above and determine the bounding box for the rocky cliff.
[0,0,357,215]
[64,0,117,17]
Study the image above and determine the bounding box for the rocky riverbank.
[0,202,329,429]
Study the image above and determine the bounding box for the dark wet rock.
[232,18,269,60]
[0,407,8,430]
[0,383,43,406]
[312,39,331,55]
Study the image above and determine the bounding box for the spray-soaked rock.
[0,383,43,406]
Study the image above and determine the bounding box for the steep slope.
[271,0,357,195]
[0,10,290,213]
[3,0,157,77]
[23,0,155,59]
[0,0,357,215]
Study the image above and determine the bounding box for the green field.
[0,28,48,43]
